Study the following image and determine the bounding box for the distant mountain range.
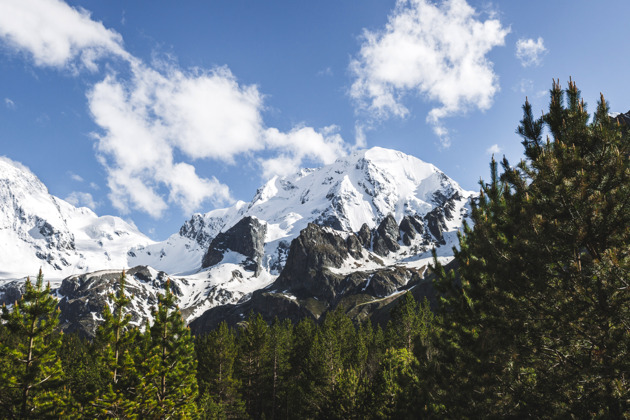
[0,147,476,335]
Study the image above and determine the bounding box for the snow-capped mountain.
[0,147,476,335]
[130,147,474,275]
[0,157,153,280]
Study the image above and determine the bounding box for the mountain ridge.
[0,147,476,335]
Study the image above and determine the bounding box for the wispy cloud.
[517,79,534,94]
[350,0,509,148]
[4,98,15,108]
[0,0,351,218]
[516,37,546,67]
[68,172,84,182]
[317,67,333,77]
[65,191,98,210]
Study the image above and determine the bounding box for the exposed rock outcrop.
[373,214,401,256]
[190,223,432,334]
[201,216,267,275]
[57,266,175,338]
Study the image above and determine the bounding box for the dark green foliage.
[0,272,439,419]
[386,292,434,354]
[235,312,269,418]
[0,270,69,418]
[90,270,140,417]
[432,80,630,417]
[196,321,246,419]
[60,333,108,411]
[136,279,198,418]
[263,318,293,419]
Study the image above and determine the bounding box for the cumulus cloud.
[0,0,128,71]
[65,191,98,210]
[1,0,351,218]
[87,65,240,217]
[516,37,546,67]
[260,125,347,178]
[88,59,347,217]
[486,144,501,155]
[350,0,509,147]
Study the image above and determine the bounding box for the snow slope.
[0,157,153,280]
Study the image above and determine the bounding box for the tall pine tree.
[196,321,246,419]
[135,279,198,419]
[432,80,630,417]
[90,270,139,417]
[0,270,69,418]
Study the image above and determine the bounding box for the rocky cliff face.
[190,220,434,333]
[201,216,267,275]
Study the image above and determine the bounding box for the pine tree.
[286,317,316,418]
[59,332,108,412]
[235,312,269,418]
[90,270,140,417]
[263,318,293,419]
[371,347,420,419]
[301,307,357,418]
[432,80,630,417]
[0,270,69,418]
[385,292,434,354]
[196,321,246,419]
[135,279,198,419]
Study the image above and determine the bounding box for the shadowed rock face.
[357,223,372,248]
[399,215,424,246]
[273,223,350,301]
[189,222,432,334]
[373,214,401,256]
[201,216,267,275]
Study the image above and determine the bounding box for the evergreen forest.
[0,81,628,418]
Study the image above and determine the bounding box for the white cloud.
[350,0,509,147]
[486,144,501,155]
[4,98,15,108]
[87,66,239,217]
[88,61,347,217]
[260,125,348,178]
[1,0,351,218]
[516,37,546,67]
[69,172,83,182]
[89,182,99,190]
[0,0,129,71]
[65,191,98,210]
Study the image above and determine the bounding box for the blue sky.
[1,0,630,240]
